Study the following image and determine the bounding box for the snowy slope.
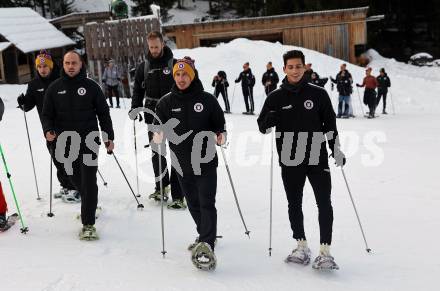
[1,39,440,291]
[73,0,135,14]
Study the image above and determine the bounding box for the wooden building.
[84,15,161,97]
[0,8,74,84]
[163,7,370,64]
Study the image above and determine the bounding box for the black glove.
[330,151,346,167]
[235,79,239,83]
[128,108,143,122]
[17,94,25,107]
[264,111,279,129]
[356,84,362,87]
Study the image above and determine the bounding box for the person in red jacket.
[0,182,8,229]
[357,67,378,118]
[0,97,7,229]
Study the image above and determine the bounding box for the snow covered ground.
[1,39,440,290]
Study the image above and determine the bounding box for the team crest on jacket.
[194,103,204,112]
[304,100,314,110]
[78,87,87,96]
[163,67,171,75]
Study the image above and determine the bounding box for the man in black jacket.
[310,72,328,88]
[153,57,226,271]
[235,62,256,115]
[376,68,391,114]
[211,70,230,113]
[333,64,354,117]
[257,50,345,270]
[262,62,279,95]
[330,69,353,118]
[130,31,185,209]
[16,50,79,202]
[42,50,114,241]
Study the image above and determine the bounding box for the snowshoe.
[285,245,312,265]
[188,237,218,251]
[312,255,339,270]
[148,186,170,202]
[0,213,19,232]
[242,111,250,115]
[382,110,388,114]
[188,237,200,251]
[191,242,217,271]
[62,190,81,203]
[54,187,68,199]
[79,225,99,241]
[0,214,6,229]
[167,199,187,210]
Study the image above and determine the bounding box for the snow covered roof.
[0,42,12,52]
[163,6,369,27]
[0,8,75,54]
[410,52,433,60]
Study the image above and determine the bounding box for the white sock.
[320,244,331,256]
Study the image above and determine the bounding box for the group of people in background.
[209,61,391,120]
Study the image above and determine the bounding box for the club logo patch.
[304,100,314,110]
[40,58,46,64]
[78,87,87,96]
[194,103,204,113]
[178,63,185,69]
[163,67,171,75]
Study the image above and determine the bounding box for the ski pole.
[110,152,144,209]
[97,169,108,187]
[390,90,396,115]
[47,153,54,217]
[0,144,29,233]
[356,87,365,116]
[133,120,140,197]
[22,109,41,200]
[231,82,237,109]
[341,168,371,253]
[158,143,167,258]
[268,130,274,256]
[220,146,250,238]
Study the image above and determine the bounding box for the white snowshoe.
[285,245,312,265]
[62,190,81,203]
[191,242,217,271]
[54,187,68,199]
[312,255,339,270]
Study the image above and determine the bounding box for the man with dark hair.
[310,72,328,88]
[235,62,256,115]
[212,70,230,113]
[16,50,80,203]
[153,57,226,271]
[42,50,115,240]
[262,61,279,95]
[376,68,391,114]
[130,31,186,209]
[258,49,345,270]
